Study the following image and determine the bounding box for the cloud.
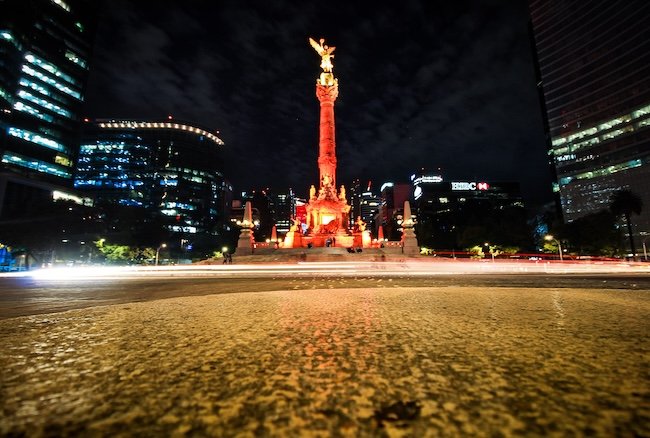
[84,0,552,205]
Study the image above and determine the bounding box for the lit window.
[50,0,70,11]
[24,53,79,87]
[17,90,72,118]
[551,137,566,147]
[1,30,21,48]
[54,155,72,167]
[65,50,87,69]
[602,128,625,140]
[632,104,650,119]
[169,225,198,233]
[572,137,599,152]
[19,78,51,97]
[559,159,643,186]
[2,152,71,178]
[13,101,54,122]
[21,65,81,100]
[8,127,67,152]
[552,103,650,150]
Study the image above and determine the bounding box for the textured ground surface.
[1,286,648,436]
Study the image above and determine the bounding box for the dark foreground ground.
[0,273,648,436]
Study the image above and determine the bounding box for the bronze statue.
[309,37,335,72]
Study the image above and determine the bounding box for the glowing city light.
[97,121,224,146]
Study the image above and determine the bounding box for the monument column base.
[282,230,304,248]
[237,229,254,255]
[401,227,419,256]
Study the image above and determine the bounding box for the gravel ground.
[1,286,648,436]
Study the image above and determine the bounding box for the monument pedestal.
[237,229,254,255]
[401,227,419,256]
[282,230,303,248]
[400,200,419,256]
[236,201,255,255]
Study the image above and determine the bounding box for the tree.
[562,210,620,256]
[95,240,134,264]
[610,190,643,259]
[94,240,158,264]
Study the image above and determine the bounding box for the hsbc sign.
[451,181,490,191]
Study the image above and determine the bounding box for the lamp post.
[483,242,494,262]
[544,235,563,261]
[643,239,648,261]
[155,243,167,266]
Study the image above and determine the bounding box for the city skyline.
[83,0,552,206]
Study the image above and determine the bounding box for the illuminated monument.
[284,38,355,248]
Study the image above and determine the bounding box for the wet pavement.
[1,286,648,436]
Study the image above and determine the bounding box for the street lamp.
[155,243,167,266]
[544,235,563,261]
[483,242,495,262]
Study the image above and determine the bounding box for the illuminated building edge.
[96,120,224,146]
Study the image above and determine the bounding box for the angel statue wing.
[309,37,336,75]
[309,37,325,55]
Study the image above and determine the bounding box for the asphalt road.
[1,270,650,319]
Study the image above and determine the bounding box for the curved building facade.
[529,0,650,240]
[75,119,229,235]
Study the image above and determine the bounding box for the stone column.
[316,82,338,192]
[236,201,254,255]
[401,200,419,256]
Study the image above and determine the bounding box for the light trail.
[1,259,649,281]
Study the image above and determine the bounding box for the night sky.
[83,0,553,207]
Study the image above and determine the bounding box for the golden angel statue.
[309,37,336,73]
[355,216,367,232]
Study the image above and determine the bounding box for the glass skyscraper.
[0,0,97,218]
[529,0,650,239]
[76,119,229,236]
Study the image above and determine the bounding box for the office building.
[76,119,229,236]
[359,190,381,232]
[529,0,650,238]
[0,0,97,218]
[348,178,362,227]
[270,190,296,235]
[379,182,412,240]
[412,173,527,249]
[236,189,297,239]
